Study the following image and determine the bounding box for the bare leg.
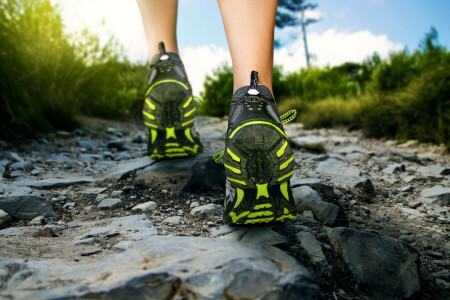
[218,0,278,94]
[137,0,179,58]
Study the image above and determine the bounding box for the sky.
[53,0,450,93]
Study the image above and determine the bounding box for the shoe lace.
[212,109,297,163]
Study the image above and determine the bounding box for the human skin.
[137,0,278,94]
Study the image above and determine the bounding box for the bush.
[0,0,148,140]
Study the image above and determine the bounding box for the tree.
[276,0,320,68]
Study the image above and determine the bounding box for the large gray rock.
[0,209,11,228]
[330,176,375,194]
[326,227,420,300]
[420,185,450,206]
[293,186,345,226]
[290,177,335,199]
[417,164,450,176]
[296,231,327,270]
[16,178,95,189]
[97,198,122,209]
[316,159,362,177]
[0,236,321,299]
[136,155,225,193]
[104,156,154,182]
[74,214,157,243]
[221,226,287,246]
[0,193,57,220]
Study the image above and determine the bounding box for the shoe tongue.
[233,84,274,100]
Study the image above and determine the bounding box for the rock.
[190,204,223,220]
[209,225,239,237]
[80,248,102,256]
[189,201,200,208]
[106,139,128,150]
[222,226,287,246]
[420,185,450,206]
[79,188,107,195]
[290,136,326,152]
[131,133,144,143]
[383,164,405,174]
[316,159,362,177]
[41,224,63,237]
[326,227,420,300]
[0,193,57,220]
[368,156,389,169]
[389,149,420,163]
[330,176,375,194]
[162,216,182,225]
[0,236,320,299]
[336,146,366,155]
[399,235,415,243]
[417,164,450,176]
[73,238,96,246]
[104,157,154,182]
[112,241,133,250]
[111,190,123,196]
[97,198,123,209]
[290,177,335,199]
[296,231,327,270]
[75,140,95,151]
[292,186,345,226]
[131,201,157,212]
[29,215,45,226]
[135,155,226,193]
[4,185,33,196]
[0,209,11,228]
[9,161,33,172]
[0,226,28,236]
[399,185,414,193]
[16,178,95,189]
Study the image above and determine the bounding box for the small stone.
[111,190,123,196]
[97,198,123,209]
[132,134,144,143]
[80,248,102,256]
[73,238,96,246]
[420,185,450,206]
[41,225,63,237]
[162,216,182,225]
[113,241,133,251]
[398,235,414,243]
[382,164,405,174]
[29,216,45,226]
[80,188,107,195]
[408,201,421,209]
[0,209,11,228]
[303,210,315,219]
[190,204,223,220]
[131,201,157,212]
[96,194,107,202]
[399,185,414,193]
[190,202,200,208]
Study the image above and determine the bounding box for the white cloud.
[181,45,231,94]
[275,28,403,73]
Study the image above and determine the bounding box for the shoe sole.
[223,123,297,225]
[143,80,203,159]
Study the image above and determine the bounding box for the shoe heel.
[223,124,297,225]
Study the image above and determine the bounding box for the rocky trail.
[0,116,448,299]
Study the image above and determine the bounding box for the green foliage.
[199,64,234,117]
[0,0,147,140]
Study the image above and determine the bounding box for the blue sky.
[177,0,449,52]
[56,0,449,93]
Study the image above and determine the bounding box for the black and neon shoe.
[214,71,298,225]
[143,42,203,159]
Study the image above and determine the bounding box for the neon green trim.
[166,148,186,153]
[183,145,199,153]
[184,108,196,118]
[184,128,194,143]
[146,79,188,96]
[230,211,250,223]
[280,181,289,201]
[144,122,157,128]
[256,183,269,199]
[166,127,176,139]
[228,177,246,186]
[183,96,193,109]
[275,214,295,221]
[234,188,244,209]
[166,153,189,158]
[145,99,155,110]
[277,140,288,157]
[278,171,294,182]
[248,211,273,218]
[244,217,274,224]
[227,148,241,162]
[229,121,286,139]
[182,119,195,127]
[166,143,179,147]
[143,110,155,120]
[280,156,294,170]
[224,163,241,174]
[151,129,157,144]
[254,203,272,210]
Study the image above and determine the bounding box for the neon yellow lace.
[212,109,297,163]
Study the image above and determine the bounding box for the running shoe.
[143,42,203,159]
[215,71,297,225]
